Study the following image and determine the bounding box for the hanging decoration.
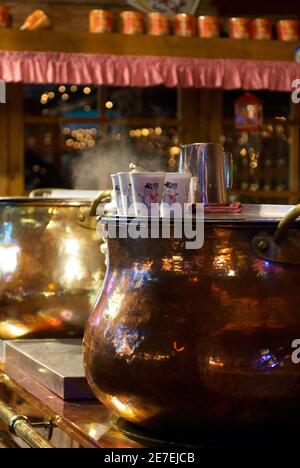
[127,0,200,15]
[234,93,263,132]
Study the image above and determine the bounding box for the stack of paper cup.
[111,172,192,217]
[118,172,135,216]
[111,174,123,215]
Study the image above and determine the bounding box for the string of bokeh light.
[40,85,94,106]
[63,127,97,150]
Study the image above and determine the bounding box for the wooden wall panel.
[289,103,300,203]
[0,101,9,196]
[0,84,24,196]
[179,88,222,144]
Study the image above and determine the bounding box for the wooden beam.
[208,89,223,143]
[289,103,300,204]
[178,89,201,144]
[0,100,9,196]
[179,88,223,144]
[0,84,24,196]
[0,29,297,61]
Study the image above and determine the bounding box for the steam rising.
[72,87,173,189]
[72,139,165,190]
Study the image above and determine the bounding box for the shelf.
[231,190,300,199]
[0,29,298,61]
[23,116,179,126]
[0,29,299,89]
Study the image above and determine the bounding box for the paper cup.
[111,174,123,215]
[161,173,190,218]
[130,172,165,216]
[118,172,134,216]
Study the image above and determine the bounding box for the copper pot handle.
[29,188,52,197]
[89,190,112,217]
[274,205,300,245]
[76,191,112,230]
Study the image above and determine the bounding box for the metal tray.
[4,339,95,400]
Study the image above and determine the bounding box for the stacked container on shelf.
[88,9,300,42]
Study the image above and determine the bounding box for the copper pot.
[0,195,110,340]
[84,205,300,438]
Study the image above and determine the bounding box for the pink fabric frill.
[0,51,299,90]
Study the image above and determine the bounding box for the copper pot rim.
[99,215,292,226]
[0,197,92,207]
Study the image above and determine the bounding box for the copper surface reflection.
[162,255,184,273]
[0,321,31,339]
[105,291,126,320]
[209,357,224,368]
[85,221,300,433]
[0,245,20,276]
[0,200,106,339]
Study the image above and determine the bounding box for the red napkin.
[204,201,242,214]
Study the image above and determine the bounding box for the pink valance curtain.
[0,50,299,91]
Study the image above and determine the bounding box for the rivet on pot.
[258,239,270,251]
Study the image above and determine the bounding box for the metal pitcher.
[179,143,233,205]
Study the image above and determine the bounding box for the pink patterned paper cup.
[130,172,166,216]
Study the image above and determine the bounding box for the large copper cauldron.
[0,196,109,340]
[84,205,300,439]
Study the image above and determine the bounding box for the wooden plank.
[0,29,297,61]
